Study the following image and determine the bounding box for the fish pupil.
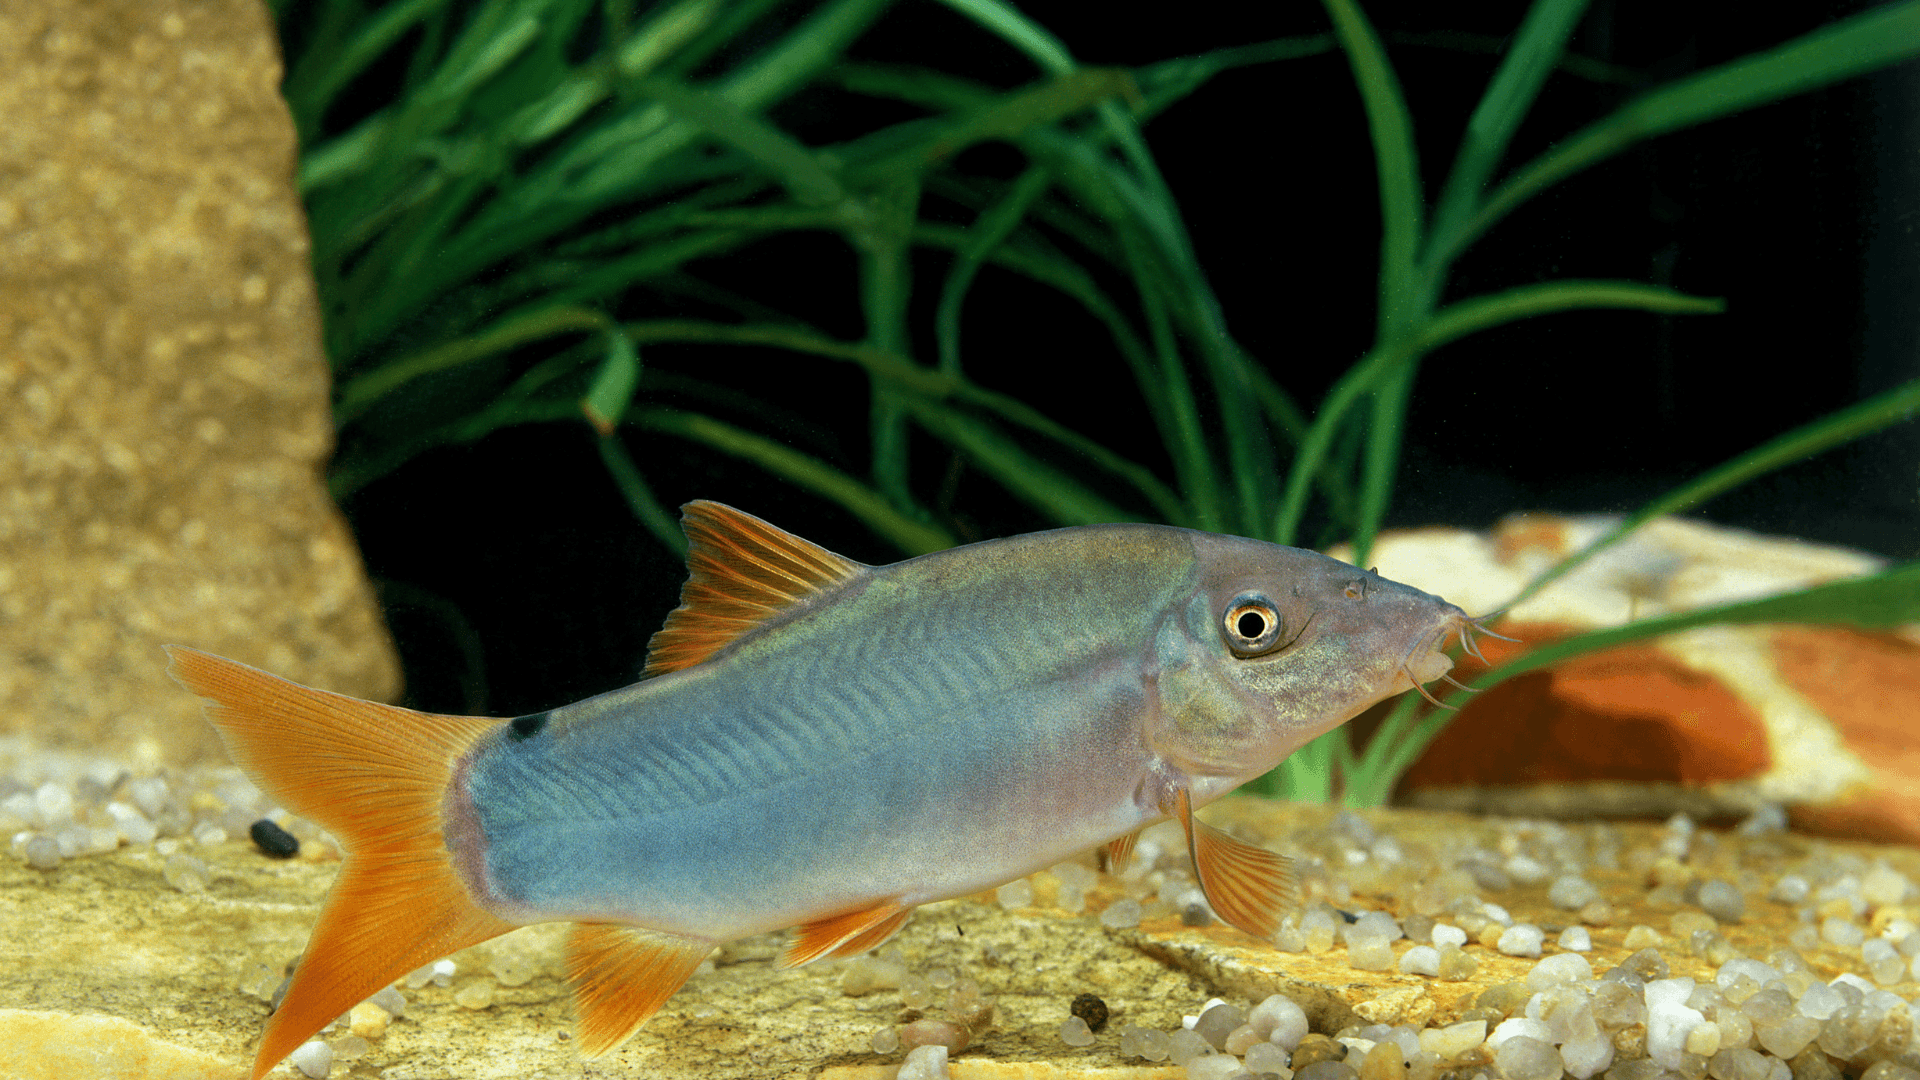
[1237,611,1267,638]
[507,712,549,741]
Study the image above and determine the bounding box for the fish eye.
[1222,594,1286,657]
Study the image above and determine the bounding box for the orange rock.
[1351,515,1920,842]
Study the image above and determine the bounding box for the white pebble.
[127,776,171,818]
[1250,993,1309,1050]
[1698,879,1745,922]
[33,782,74,829]
[1399,945,1441,976]
[1350,910,1404,942]
[1495,1034,1562,1080]
[163,852,210,893]
[1418,1019,1486,1058]
[1645,977,1706,1068]
[1770,875,1810,904]
[289,1039,333,1078]
[22,835,60,870]
[1561,1028,1615,1079]
[1506,855,1552,886]
[1347,933,1395,971]
[1863,862,1912,906]
[106,802,157,845]
[1497,924,1545,957]
[1186,1053,1244,1080]
[1168,1028,1213,1066]
[1549,875,1602,909]
[1432,924,1468,948]
[996,879,1033,909]
[1489,1017,1552,1048]
[1058,1016,1095,1047]
[1796,982,1843,1020]
[1558,926,1593,952]
[1101,898,1143,928]
[367,986,406,1018]
[897,1043,949,1080]
[1245,1041,1291,1073]
[1717,958,1781,991]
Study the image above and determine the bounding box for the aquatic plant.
[278,0,1920,801]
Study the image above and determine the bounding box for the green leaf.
[1420,280,1725,352]
[581,325,641,435]
[1426,0,1592,270]
[632,408,957,555]
[635,76,845,206]
[1509,376,1920,610]
[1438,0,1920,266]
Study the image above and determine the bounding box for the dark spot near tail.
[508,712,549,741]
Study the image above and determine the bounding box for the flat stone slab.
[5,798,1919,1078]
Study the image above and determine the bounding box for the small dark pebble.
[1181,902,1213,927]
[1336,908,1359,924]
[250,818,300,858]
[1070,993,1109,1033]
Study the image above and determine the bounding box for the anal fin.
[1174,789,1295,940]
[1105,830,1141,875]
[566,924,714,1058]
[779,900,911,968]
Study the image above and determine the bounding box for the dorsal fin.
[643,501,867,675]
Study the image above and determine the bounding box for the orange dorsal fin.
[565,924,714,1058]
[1105,830,1141,875]
[165,647,519,1080]
[1175,789,1295,940]
[643,501,867,675]
[778,899,912,968]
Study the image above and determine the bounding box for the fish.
[167,500,1486,1078]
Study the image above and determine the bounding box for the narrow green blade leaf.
[581,325,641,435]
[634,408,957,555]
[1443,0,1920,264]
[1421,280,1725,352]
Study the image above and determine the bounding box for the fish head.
[1149,533,1472,784]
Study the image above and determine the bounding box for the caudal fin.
[166,647,517,1080]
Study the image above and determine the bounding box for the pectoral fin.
[780,899,912,968]
[566,924,714,1057]
[1105,830,1141,875]
[1174,788,1295,939]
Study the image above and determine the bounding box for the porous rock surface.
[0,0,400,769]
[0,798,1906,1079]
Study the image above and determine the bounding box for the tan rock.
[0,0,399,770]
[0,1010,242,1080]
[1343,514,1920,840]
[4,796,1915,1079]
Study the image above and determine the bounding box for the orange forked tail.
[165,646,517,1080]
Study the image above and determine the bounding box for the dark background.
[332,0,1920,717]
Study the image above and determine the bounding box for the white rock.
[898,1043,950,1080]
[1498,924,1545,957]
[1488,1017,1552,1049]
[289,1040,333,1079]
[1526,952,1594,990]
[1250,993,1309,1051]
[1645,977,1705,1069]
[1399,945,1441,976]
[1418,1020,1486,1059]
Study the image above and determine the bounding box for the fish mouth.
[1400,609,1511,709]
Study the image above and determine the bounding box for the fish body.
[169,502,1477,1078]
